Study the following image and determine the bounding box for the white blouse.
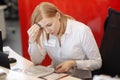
[28,19,102,78]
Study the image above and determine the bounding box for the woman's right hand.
[27,24,40,43]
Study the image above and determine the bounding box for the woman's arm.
[76,26,102,71]
[27,23,47,65]
[28,42,46,65]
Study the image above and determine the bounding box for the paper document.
[42,73,69,80]
[12,65,54,78]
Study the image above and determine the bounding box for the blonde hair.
[31,2,74,45]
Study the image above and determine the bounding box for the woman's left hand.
[55,60,76,73]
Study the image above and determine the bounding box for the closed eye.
[46,23,52,27]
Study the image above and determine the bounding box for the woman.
[27,2,102,79]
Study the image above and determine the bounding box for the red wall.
[18,0,120,66]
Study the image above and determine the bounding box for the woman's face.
[37,13,60,36]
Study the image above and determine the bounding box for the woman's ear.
[56,12,61,19]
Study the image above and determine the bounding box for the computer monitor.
[0,30,10,69]
[0,30,3,52]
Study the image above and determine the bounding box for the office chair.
[92,8,120,77]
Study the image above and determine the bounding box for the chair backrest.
[100,8,120,76]
[93,8,120,77]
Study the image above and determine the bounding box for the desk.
[3,46,33,70]
[0,66,42,80]
[2,46,81,80]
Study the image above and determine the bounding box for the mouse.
[9,58,17,63]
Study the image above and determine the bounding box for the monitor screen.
[0,30,10,69]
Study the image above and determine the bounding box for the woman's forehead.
[38,18,53,27]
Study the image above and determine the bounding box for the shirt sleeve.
[76,26,102,71]
[28,42,46,65]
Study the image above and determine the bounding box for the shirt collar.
[64,19,72,34]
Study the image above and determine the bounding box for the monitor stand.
[0,30,3,52]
